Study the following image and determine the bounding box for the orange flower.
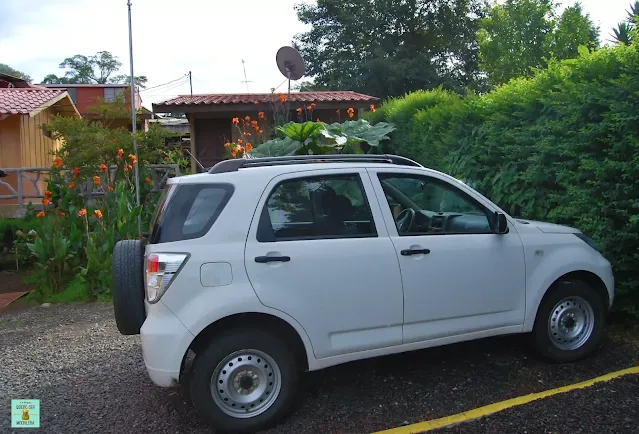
[311,103,316,108]
[369,104,376,113]
[244,115,250,122]
[42,197,51,207]
[36,211,45,218]
[232,117,239,125]
[53,157,62,169]
[258,129,264,134]
[72,167,80,178]
[347,107,355,118]
[278,94,287,103]
[246,143,253,152]
[336,109,341,114]
[77,208,87,217]
[116,149,124,159]
[93,209,103,219]
[251,120,258,126]
[296,108,302,114]
[253,100,260,105]
[239,146,245,153]
[145,177,151,184]
[56,211,65,217]
[93,175,101,185]
[128,154,137,164]
[237,138,243,145]
[254,125,260,132]
[125,164,132,172]
[163,156,169,162]
[231,148,238,158]
[307,105,313,111]
[44,190,52,198]
[258,111,265,119]
[108,186,114,192]
[224,142,231,148]
[99,163,107,173]
[68,182,75,189]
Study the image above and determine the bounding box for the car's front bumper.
[140,300,194,387]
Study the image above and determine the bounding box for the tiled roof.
[0,88,66,115]
[156,91,379,107]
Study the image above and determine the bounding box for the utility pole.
[127,0,141,235]
[189,71,193,96]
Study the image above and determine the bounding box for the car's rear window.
[149,183,234,244]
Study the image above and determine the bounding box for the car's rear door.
[244,167,404,359]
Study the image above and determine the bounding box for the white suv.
[112,154,614,433]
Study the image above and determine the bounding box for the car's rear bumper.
[140,300,194,387]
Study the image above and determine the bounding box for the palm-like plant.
[611,1,638,45]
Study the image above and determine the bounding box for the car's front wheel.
[189,329,300,433]
[532,280,606,362]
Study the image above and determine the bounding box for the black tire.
[532,280,606,363]
[112,239,146,335]
[190,329,300,433]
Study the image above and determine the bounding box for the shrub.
[374,41,639,313]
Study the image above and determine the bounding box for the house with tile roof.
[152,91,380,173]
[0,74,79,214]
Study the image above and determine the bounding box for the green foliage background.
[370,41,639,313]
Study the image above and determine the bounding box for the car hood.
[515,219,581,234]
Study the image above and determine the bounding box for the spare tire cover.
[112,239,146,335]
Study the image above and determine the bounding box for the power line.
[140,74,189,92]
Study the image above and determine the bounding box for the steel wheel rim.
[210,349,282,418]
[547,296,595,351]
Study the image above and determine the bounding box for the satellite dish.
[276,46,305,81]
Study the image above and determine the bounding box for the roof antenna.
[276,46,306,120]
[241,59,252,93]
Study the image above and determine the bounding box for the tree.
[292,0,489,99]
[41,51,148,88]
[478,0,599,87]
[0,63,32,82]
[611,1,638,45]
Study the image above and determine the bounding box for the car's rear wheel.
[189,329,299,433]
[532,280,606,362]
[112,239,146,335]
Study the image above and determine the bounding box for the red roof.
[157,91,379,107]
[0,88,67,115]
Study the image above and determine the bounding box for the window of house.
[257,174,377,242]
[104,87,126,102]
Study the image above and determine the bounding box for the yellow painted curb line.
[373,365,639,434]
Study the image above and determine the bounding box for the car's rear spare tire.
[112,239,146,335]
[532,280,606,363]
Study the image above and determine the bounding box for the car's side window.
[377,173,493,236]
[257,174,377,242]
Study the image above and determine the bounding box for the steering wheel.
[395,208,416,234]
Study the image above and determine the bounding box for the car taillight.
[145,253,188,304]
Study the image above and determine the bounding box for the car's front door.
[367,169,526,344]
[244,168,404,359]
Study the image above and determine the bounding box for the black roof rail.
[207,154,423,174]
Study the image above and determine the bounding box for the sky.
[0,0,634,109]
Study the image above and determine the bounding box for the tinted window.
[257,174,376,242]
[149,183,233,244]
[378,174,493,235]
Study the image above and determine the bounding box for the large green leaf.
[250,137,303,157]
[321,119,396,147]
[277,121,325,142]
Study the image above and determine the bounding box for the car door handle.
[254,255,291,263]
[400,248,430,256]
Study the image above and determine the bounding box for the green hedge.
[373,42,639,313]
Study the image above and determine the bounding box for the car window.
[257,174,377,242]
[378,174,492,235]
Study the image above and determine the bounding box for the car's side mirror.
[493,212,508,234]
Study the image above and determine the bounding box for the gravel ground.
[442,375,639,434]
[1,303,638,434]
